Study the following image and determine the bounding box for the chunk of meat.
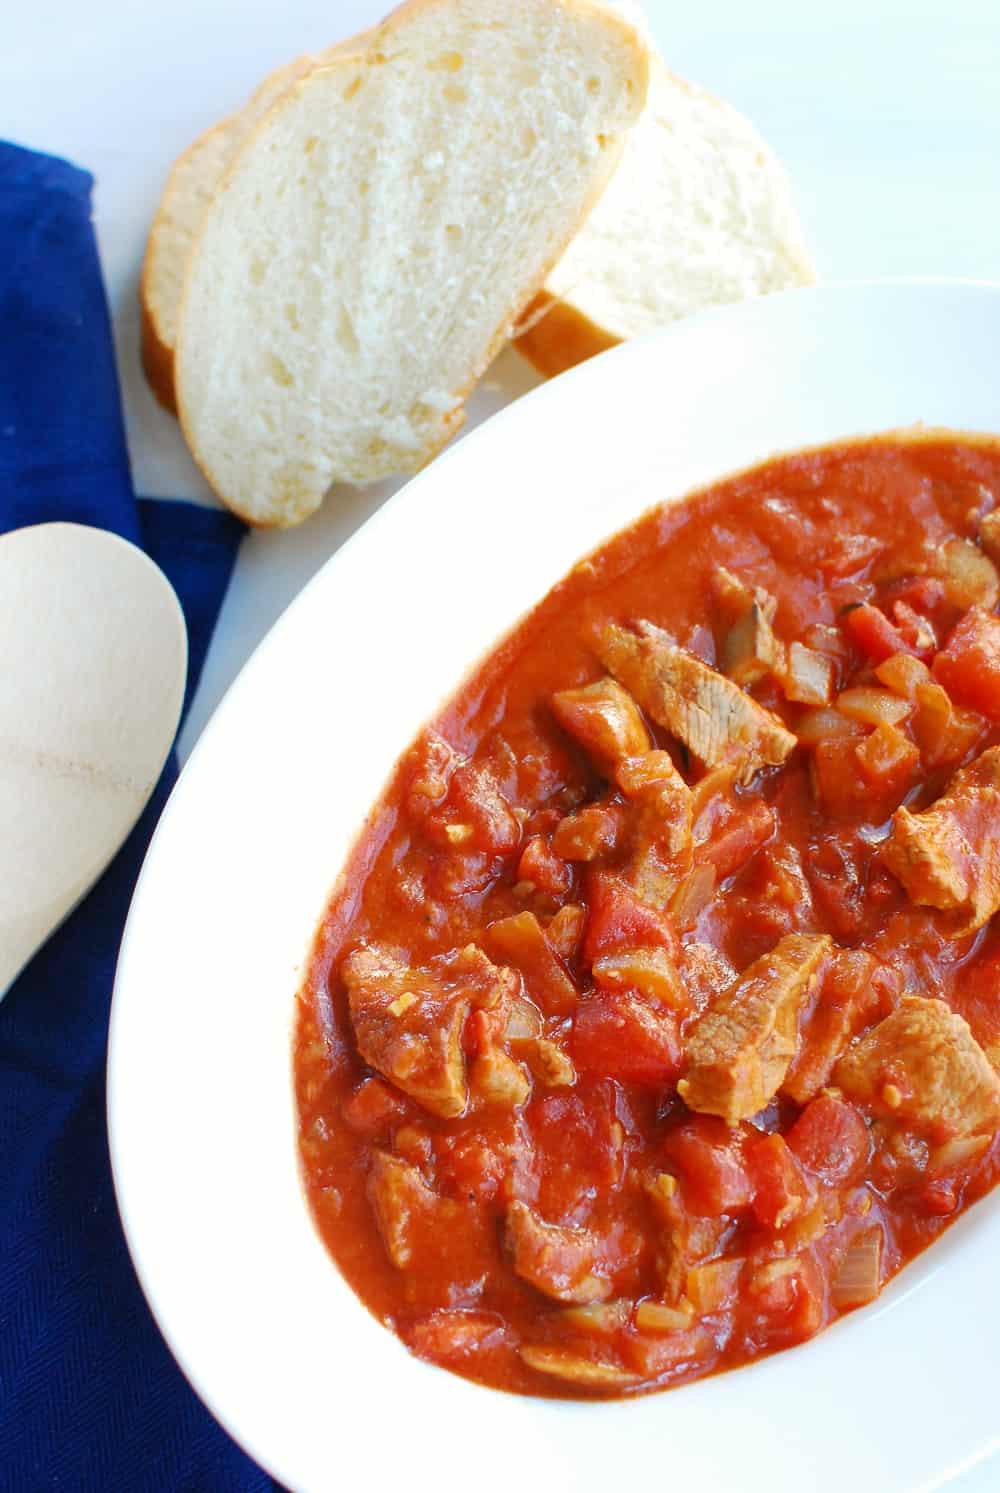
[551,677,651,775]
[404,730,461,819]
[443,759,522,856]
[484,911,578,1017]
[596,621,796,782]
[783,948,900,1104]
[368,1151,440,1268]
[617,750,694,907]
[678,933,832,1124]
[643,1172,731,1302]
[342,942,516,1118]
[882,746,1000,933]
[505,1201,636,1304]
[835,995,1000,1141]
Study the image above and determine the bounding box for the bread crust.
[140,120,233,414]
[174,0,649,525]
[514,290,621,379]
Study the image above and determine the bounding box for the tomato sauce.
[295,435,1000,1397]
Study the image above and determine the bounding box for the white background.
[4,2,1000,1485]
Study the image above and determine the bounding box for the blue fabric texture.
[0,141,275,1491]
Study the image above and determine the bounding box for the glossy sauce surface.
[296,436,1000,1397]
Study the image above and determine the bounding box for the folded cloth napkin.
[0,142,275,1491]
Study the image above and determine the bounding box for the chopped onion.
[668,863,717,930]
[560,1300,630,1335]
[795,707,866,746]
[835,686,912,727]
[635,1300,694,1333]
[685,1259,744,1314]
[831,1228,883,1309]
[593,946,686,1007]
[784,641,835,706]
[929,1134,989,1175]
[875,651,933,700]
[505,995,543,1040]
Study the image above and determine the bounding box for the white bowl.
[109,281,1000,1493]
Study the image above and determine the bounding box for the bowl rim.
[109,277,1000,1493]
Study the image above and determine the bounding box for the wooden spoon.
[0,523,187,997]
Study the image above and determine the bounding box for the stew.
[295,434,1000,1398]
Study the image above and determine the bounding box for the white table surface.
[5,1,1000,1486]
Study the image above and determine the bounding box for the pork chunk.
[883,746,1000,933]
[505,1200,634,1305]
[551,677,651,775]
[342,942,517,1118]
[596,621,796,783]
[678,933,832,1124]
[835,995,1000,1141]
[368,1151,441,1268]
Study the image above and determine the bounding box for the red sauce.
[295,435,1000,1398]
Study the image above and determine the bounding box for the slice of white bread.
[174,0,649,525]
[515,57,815,377]
[141,53,331,412]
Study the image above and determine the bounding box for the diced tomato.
[702,799,776,880]
[933,608,1000,720]
[436,1128,513,1203]
[890,600,937,659]
[842,603,917,663]
[572,991,682,1085]
[662,1117,754,1217]
[883,575,946,618]
[853,722,920,799]
[624,1324,716,1380]
[947,942,1000,1054]
[429,760,521,856]
[918,1179,959,1217]
[813,730,916,822]
[342,1077,407,1135]
[786,1093,871,1185]
[582,871,677,965]
[741,1250,825,1349]
[745,1133,811,1231]
[552,802,625,861]
[525,1083,624,1217]
[811,738,870,819]
[407,1309,505,1364]
[804,831,899,940]
[516,836,572,900]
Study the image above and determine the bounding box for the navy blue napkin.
[0,142,274,1491]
